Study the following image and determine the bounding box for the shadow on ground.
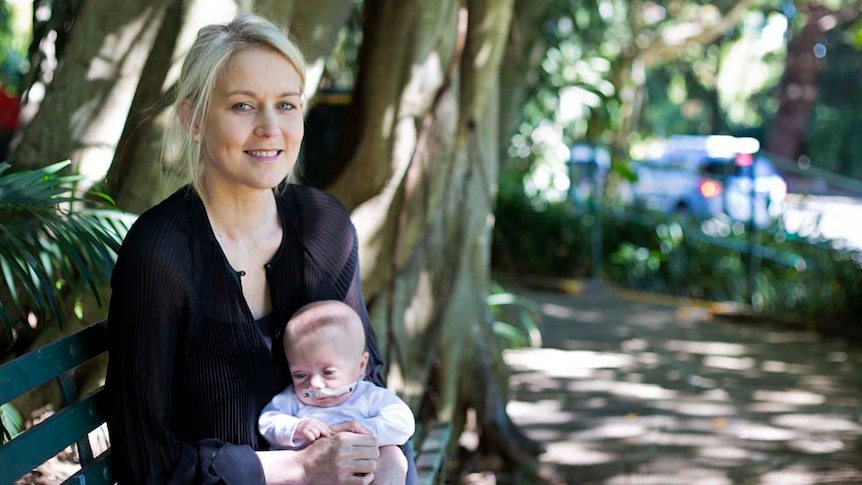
[489,284,862,485]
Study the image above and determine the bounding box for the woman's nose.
[254,109,278,137]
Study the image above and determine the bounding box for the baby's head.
[284,300,368,407]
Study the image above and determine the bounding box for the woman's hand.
[258,431,380,484]
[330,420,372,436]
[302,431,380,484]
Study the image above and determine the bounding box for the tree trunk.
[323,0,541,472]
[288,0,354,100]
[11,0,172,187]
[107,0,187,213]
[766,2,827,161]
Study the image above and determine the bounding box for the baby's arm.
[355,387,416,446]
[258,388,321,449]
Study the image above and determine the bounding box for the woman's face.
[198,47,304,193]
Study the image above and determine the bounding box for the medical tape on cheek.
[301,381,358,399]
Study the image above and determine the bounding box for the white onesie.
[258,380,415,449]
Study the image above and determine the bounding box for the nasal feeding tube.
[301,381,357,399]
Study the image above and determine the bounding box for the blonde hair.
[165,14,307,193]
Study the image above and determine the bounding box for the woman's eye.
[231,102,252,111]
[278,102,295,111]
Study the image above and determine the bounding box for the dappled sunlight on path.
[504,286,862,485]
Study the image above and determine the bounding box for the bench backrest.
[0,320,112,485]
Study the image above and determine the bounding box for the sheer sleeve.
[105,221,264,484]
[291,186,417,485]
[341,245,419,485]
[291,186,384,385]
[322,198,418,485]
[340,224,385,386]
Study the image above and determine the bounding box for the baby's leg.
[371,445,408,485]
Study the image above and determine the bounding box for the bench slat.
[62,449,113,485]
[0,388,106,484]
[0,321,108,404]
[415,422,452,485]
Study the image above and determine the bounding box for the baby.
[259,300,415,483]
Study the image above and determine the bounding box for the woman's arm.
[291,186,384,385]
[295,186,418,484]
[340,232,385,385]
[105,222,265,484]
[335,218,419,485]
[257,433,379,485]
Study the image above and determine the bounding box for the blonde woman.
[105,14,415,484]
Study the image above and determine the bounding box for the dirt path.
[503,284,862,485]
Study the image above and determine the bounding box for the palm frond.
[0,161,137,337]
[0,403,24,443]
[488,284,544,350]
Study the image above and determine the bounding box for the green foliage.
[492,192,862,339]
[808,29,862,178]
[0,161,136,336]
[320,0,363,91]
[0,0,25,92]
[496,1,862,342]
[488,282,543,350]
[492,184,594,278]
[0,402,23,443]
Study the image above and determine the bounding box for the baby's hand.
[330,420,373,436]
[293,418,332,446]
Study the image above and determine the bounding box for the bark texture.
[288,0,354,99]
[324,0,541,470]
[766,1,828,161]
[11,0,172,184]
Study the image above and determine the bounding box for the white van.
[630,135,787,227]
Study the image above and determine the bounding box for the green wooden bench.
[0,320,112,485]
[412,421,453,485]
[0,320,451,484]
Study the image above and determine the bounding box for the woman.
[105,14,415,484]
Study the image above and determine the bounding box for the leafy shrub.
[492,194,862,340]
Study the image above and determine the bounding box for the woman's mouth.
[246,149,282,161]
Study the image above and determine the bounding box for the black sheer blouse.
[105,185,407,483]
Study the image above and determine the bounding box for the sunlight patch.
[753,389,826,406]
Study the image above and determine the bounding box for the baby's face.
[286,335,367,407]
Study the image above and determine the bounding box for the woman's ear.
[177,98,200,142]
